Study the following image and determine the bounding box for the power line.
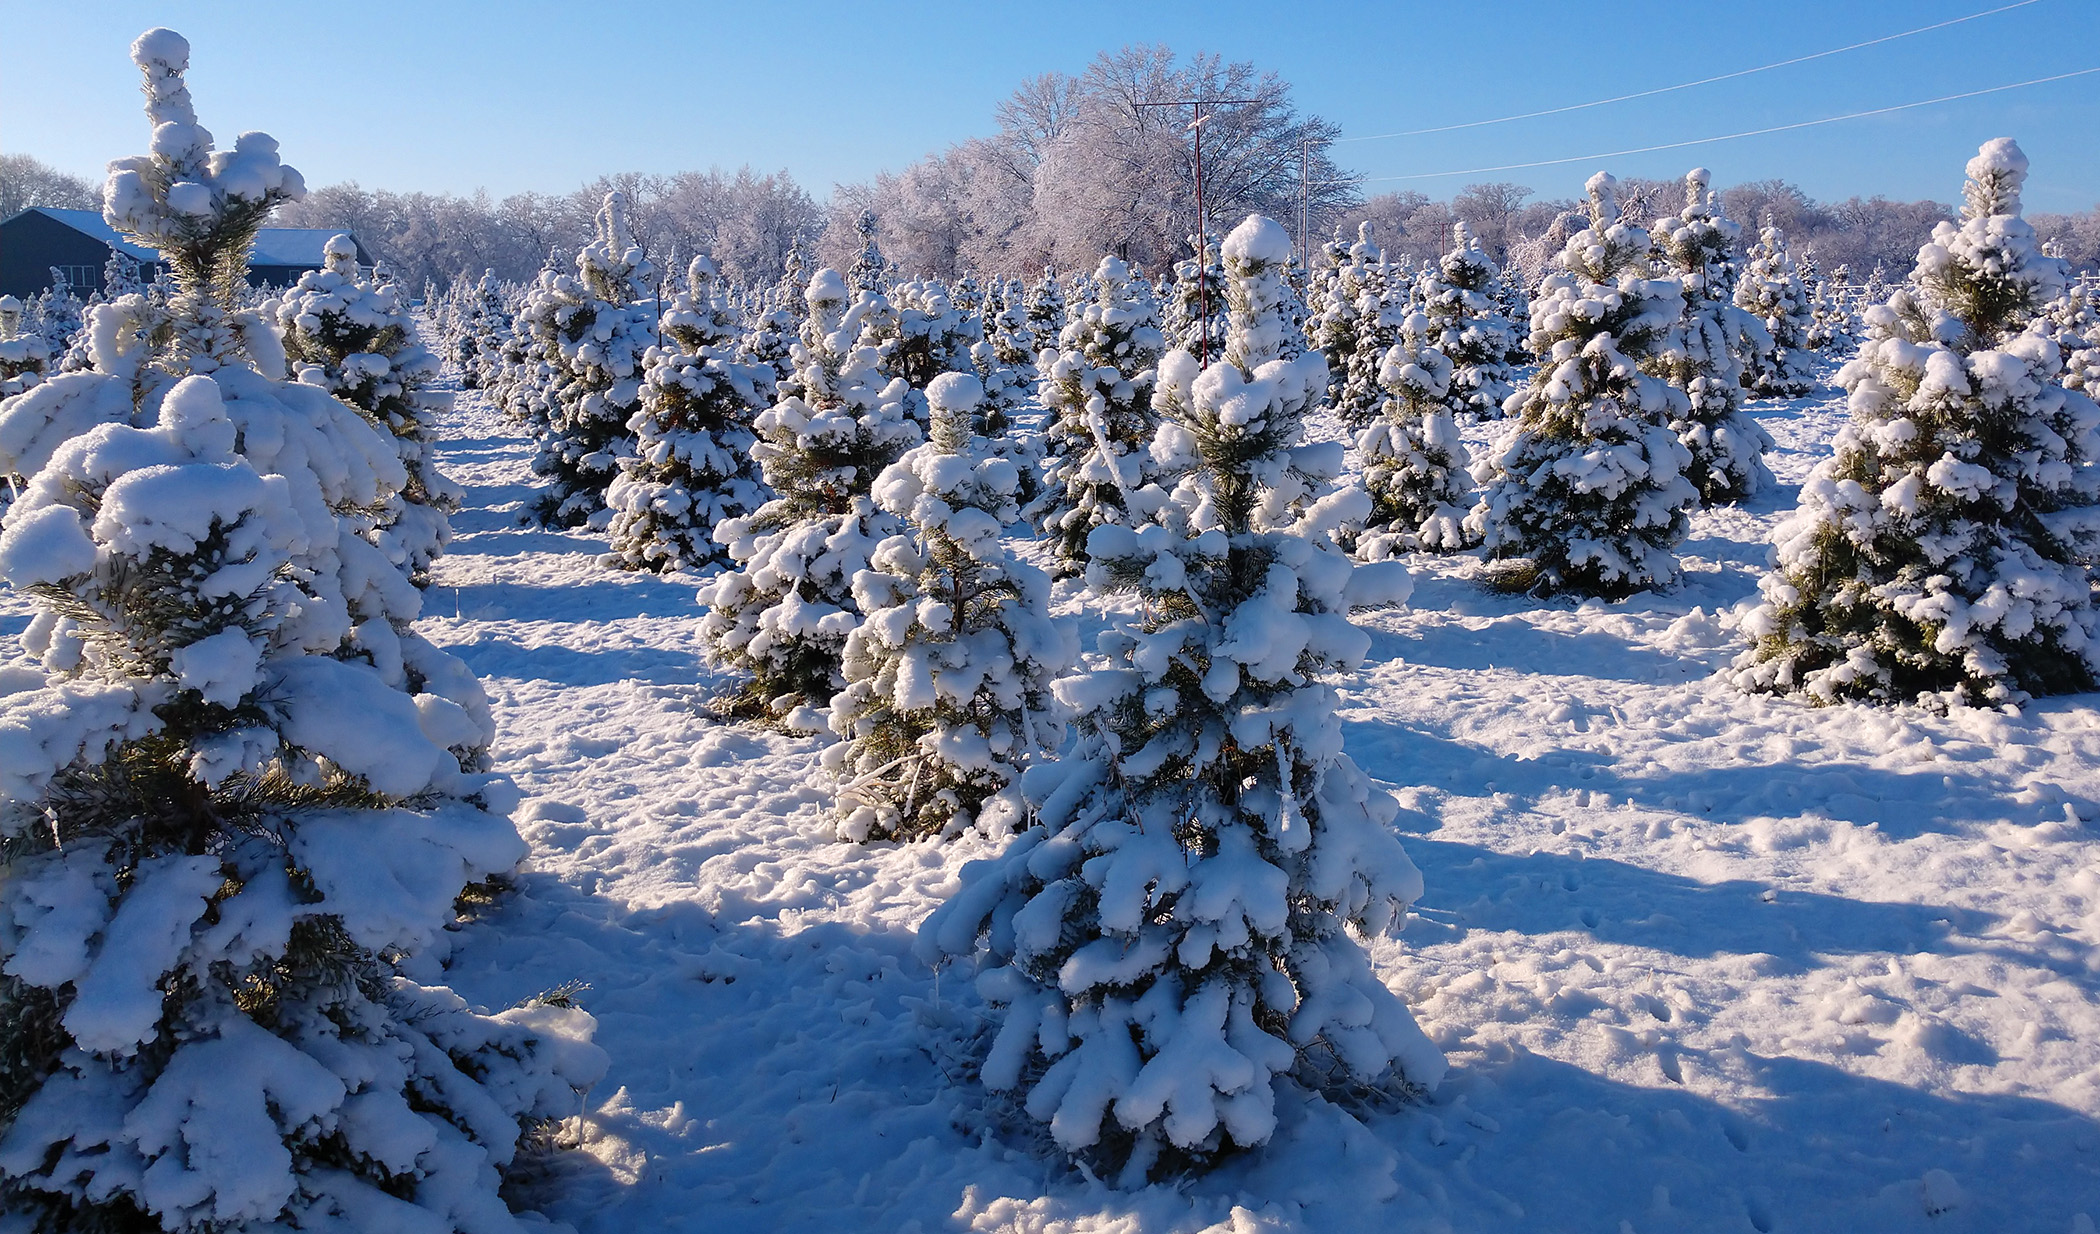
[1344,66,2100,184]
[1335,0,2044,144]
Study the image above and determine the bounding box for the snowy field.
[410,372,2100,1234]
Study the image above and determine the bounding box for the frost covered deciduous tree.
[1647,169,1775,503]
[918,215,1442,1184]
[1356,316,1474,556]
[516,192,658,526]
[0,31,605,1232]
[277,234,463,584]
[604,254,772,573]
[1413,222,1518,420]
[1734,139,2100,707]
[824,373,1072,843]
[1466,172,1698,598]
[1033,256,1169,574]
[1734,225,1818,398]
[696,268,920,728]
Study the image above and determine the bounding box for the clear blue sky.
[8,0,2097,212]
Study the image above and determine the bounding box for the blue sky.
[9,0,2097,211]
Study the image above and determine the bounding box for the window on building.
[51,265,99,291]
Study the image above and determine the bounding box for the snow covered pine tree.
[1466,172,1699,597]
[277,234,464,585]
[0,29,604,1232]
[603,254,771,573]
[1414,222,1518,420]
[824,372,1073,843]
[696,268,920,728]
[1734,224,1818,398]
[1734,139,2100,707]
[918,215,1441,1184]
[1648,169,1774,503]
[1033,256,1170,575]
[1356,314,1475,556]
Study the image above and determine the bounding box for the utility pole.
[1298,137,1312,298]
[1133,95,1256,367]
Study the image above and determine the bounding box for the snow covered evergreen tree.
[277,234,462,584]
[0,297,49,400]
[1356,316,1474,555]
[0,30,605,1232]
[1311,224,1392,426]
[1734,225,1817,398]
[1032,256,1169,574]
[517,192,657,526]
[1466,172,1698,597]
[849,209,887,295]
[1414,222,1519,419]
[604,254,771,574]
[1024,266,1066,345]
[1648,169,1775,503]
[34,272,85,358]
[695,268,920,728]
[824,373,1072,843]
[917,214,1442,1184]
[1734,138,2100,707]
[1807,263,1859,356]
[1163,238,1226,364]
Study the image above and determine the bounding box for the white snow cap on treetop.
[1964,137,2029,218]
[1969,137,2028,185]
[1223,213,1293,265]
[1687,167,1711,192]
[1585,171,1620,221]
[926,371,983,411]
[130,28,195,126]
[805,268,848,306]
[322,234,357,261]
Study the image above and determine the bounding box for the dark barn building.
[1,207,370,298]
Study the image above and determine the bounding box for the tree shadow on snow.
[1360,623,1694,684]
[1372,1040,2100,1234]
[449,637,707,689]
[1345,716,2008,842]
[1397,837,1992,967]
[440,576,705,625]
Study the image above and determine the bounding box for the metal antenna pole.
[1133,95,1256,368]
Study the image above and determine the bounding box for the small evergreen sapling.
[918,215,1441,1184]
[277,234,463,584]
[604,254,773,573]
[516,192,658,526]
[824,373,1073,842]
[695,268,920,728]
[1032,256,1170,575]
[1734,225,1818,398]
[1734,139,2100,707]
[1466,172,1698,597]
[1414,223,1519,420]
[1647,169,1775,503]
[1356,316,1475,556]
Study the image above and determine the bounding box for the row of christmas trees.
[5,24,2100,1228]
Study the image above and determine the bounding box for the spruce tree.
[0,30,604,1231]
[603,255,772,574]
[516,192,658,526]
[849,209,887,295]
[0,298,49,400]
[1648,169,1775,503]
[1357,316,1475,555]
[695,268,920,728]
[1311,224,1392,426]
[33,272,85,359]
[824,373,1072,842]
[1024,266,1066,345]
[1466,172,1698,597]
[277,234,462,585]
[1734,225,1818,397]
[917,214,1442,1184]
[1734,139,2100,707]
[1032,256,1169,575]
[1414,222,1519,420]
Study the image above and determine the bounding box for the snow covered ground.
[411,372,2100,1234]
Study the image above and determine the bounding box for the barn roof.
[16,208,160,262]
[10,208,367,269]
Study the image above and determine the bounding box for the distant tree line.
[7,48,2099,292]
